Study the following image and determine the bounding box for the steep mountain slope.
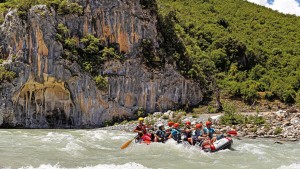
[157,0,300,104]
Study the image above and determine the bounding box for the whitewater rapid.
[0,129,299,169]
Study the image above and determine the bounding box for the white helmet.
[157,123,164,128]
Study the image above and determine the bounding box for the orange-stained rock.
[118,30,129,53]
[37,27,48,57]
[124,93,136,108]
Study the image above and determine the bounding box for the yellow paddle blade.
[120,139,134,149]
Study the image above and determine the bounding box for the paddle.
[120,135,138,150]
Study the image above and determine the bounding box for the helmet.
[157,123,164,128]
[138,117,144,121]
[173,123,180,128]
[206,121,212,126]
[185,121,191,125]
[168,122,175,127]
[196,124,202,129]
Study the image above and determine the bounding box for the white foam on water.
[110,135,130,140]
[18,162,152,169]
[127,139,210,158]
[237,143,266,155]
[60,141,85,151]
[39,132,74,143]
[277,163,300,169]
[59,141,85,156]
[81,130,109,141]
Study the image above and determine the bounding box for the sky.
[246,0,300,16]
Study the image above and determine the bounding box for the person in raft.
[165,126,172,139]
[171,123,182,143]
[182,121,193,141]
[154,124,167,143]
[134,117,152,143]
[191,123,205,145]
[203,121,224,143]
[168,121,175,128]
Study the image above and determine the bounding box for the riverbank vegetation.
[157,0,300,106]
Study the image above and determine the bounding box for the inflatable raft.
[135,134,233,152]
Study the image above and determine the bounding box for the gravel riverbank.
[103,109,300,142]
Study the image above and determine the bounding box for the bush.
[80,34,101,54]
[0,66,16,83]
[56,0,83,15]
[65,38,77,50]
[140,0,158,15]
[248,115,265,125]
[101,47,121,61]
[139,39,157,66]
[94,75,108,91]
[274,127,282,135]
[207,105,216,114]
[57,23,69,36]
[162,114,169,120]
[220,102,244,125]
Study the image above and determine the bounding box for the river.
[0,129,299,169]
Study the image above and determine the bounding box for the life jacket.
[142,133,151,141]
[203,127,215,139]
[171,128,181,142]
[192,129,202,137]
[156,130,166,139]
[135,124,147,134]
[184,126,192,134]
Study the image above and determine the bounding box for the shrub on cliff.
[56,23,69,42]
[94,75,108,91]
[80,34,102,55]
[140,0,158,15]
[55,0,83,15]
[0,66,16,83]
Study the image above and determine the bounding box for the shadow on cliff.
[157,10,213,108]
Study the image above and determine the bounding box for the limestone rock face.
[0,1,204,128]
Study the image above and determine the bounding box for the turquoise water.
[0,129,299,169]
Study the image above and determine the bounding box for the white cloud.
[246,0,300,16]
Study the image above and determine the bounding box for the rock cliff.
[0,0,204,128]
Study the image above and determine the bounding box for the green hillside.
[157,0,300,105]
